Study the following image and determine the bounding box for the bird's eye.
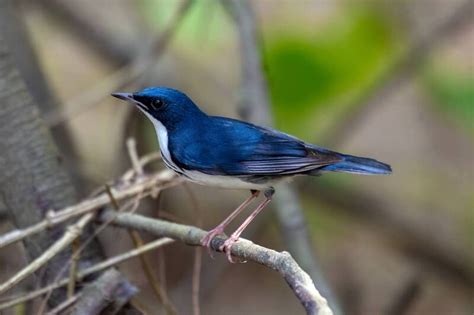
[150,99,163,111]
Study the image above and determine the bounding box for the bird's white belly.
[182,170,269,190]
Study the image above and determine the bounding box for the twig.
[70,268,131,315]
[130,230,178,315]
[37,178,153,313]
[44,0,195,127]
[192,247,202,315]
[127,137,144,176]
[326,0,473,147]
[0,168,179,249]
[222,0,341,313]
[304,181,474,285]
[121,152,162,182]
[46,293,80,315]
[182,183,202,315]
[101,210,334,315]
[0,238,174,310]
[107,178,178,315]
[0,214,94,294]
[67,239,81,298]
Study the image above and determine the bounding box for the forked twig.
[0,238,174,310]
[0,213,94,295]
[0,154,179,250]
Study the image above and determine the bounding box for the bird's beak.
[111,92,147,112]
[111,92,133,101]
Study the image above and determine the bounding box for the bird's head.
[112,87,204,126]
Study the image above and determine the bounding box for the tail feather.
[320,154,392,175]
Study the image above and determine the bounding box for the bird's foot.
[219,235,244,263]
[200,226,225,258]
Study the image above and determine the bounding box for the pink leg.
[200,190,260,255]
[220,189,274,263]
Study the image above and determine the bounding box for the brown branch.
[45,293,80,315]
[70,268,134,315]
[325,0,473,147]
[0,213,94,294]
[44,0,195,127]
[67,239,81,298]
[100,210,334,315]
[0,237,174,310]
[222,0,341,313]
[40,0,141,66]
[305,181,474,284]
[0,168,179,249]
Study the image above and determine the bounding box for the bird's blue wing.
[169,117,341,176]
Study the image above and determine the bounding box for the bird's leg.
[220,188,274,263]
[200,190,260,256]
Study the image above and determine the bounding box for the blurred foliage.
[139,2,401,142]
[139,0,233,50]
[263,8,399,139]
[422,65,474,135]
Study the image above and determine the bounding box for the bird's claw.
[200,227,225,259]
[219,235,245,263]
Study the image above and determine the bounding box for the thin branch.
[46,293,80,315]
[0,168,179,249]
[100,210,334,315]
[326,0,473,147]
[44,0,195,127]
[127,137,144,176]
[183,184,202,315]
[222,0,341,313]
[107,174,177,315]
[70,268,132,315]
[37,176,154,312]
[129,230,178,315]
[67,239,81,298]
[192,247,202,315]
[0,238,174,310]
[0,213,94,294]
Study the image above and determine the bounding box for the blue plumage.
[112,86,392,260]
[113,87,391,185]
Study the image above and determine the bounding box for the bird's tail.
[319,154,392,175]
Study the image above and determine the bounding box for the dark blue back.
[168,116,339,176]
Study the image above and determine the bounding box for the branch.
[0,213,94,294]
[44,0,195,127]
[305,181,474,284]
[325,0,473,147]
[222,0,341,313]
[0,238,174,310]
[0,168,179,249]
[70,268,136,315]
[100,210,334,315]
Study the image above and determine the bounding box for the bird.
[112,87,392,262]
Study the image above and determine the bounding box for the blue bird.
[112,87,391,261]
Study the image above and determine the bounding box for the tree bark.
[0,33,101,305]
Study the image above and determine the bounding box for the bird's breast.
[151,119,184,175]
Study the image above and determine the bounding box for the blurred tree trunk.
[0,0,84,191]
[0,31,117,309]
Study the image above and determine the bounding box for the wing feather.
[170,116,341,176]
